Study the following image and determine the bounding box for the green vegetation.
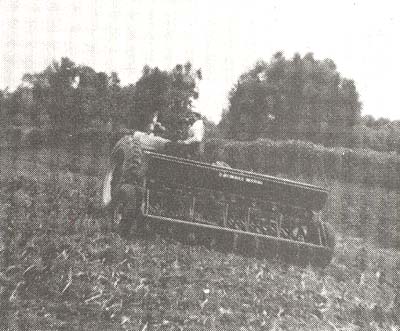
[219,52,361,146]
[0,58,202,136]
[219,52,400,153]
[2,53,400,154]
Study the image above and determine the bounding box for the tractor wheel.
[103,136,144,205]
[112,184,143,237]
[103,135,145,236]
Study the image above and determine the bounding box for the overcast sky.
[0,0,399,123]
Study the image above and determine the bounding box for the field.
[1,144,400,330]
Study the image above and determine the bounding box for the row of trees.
[1,57,122,132]
[218,52,400,153]
[0,57,204,136]
[0,53,399,152]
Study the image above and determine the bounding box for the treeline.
[219,52,400,153]
[1,54,400,153]
[0,57,212,138]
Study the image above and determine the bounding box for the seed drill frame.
[132,151,335,267]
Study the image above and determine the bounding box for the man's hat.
[185,111,201,122]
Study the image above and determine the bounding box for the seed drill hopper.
[105,137,335,267]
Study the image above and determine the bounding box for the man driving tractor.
[176,111,204,159]
[131,110,204,159]
[103,110,205,210]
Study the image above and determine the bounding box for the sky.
[0,0,399,123]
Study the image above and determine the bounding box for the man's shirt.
[183,119,204,144]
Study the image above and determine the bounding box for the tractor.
[103,133,335,267]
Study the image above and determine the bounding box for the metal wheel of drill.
[320,222,336,250]
[289,225,307,242]
[314,221,336,267]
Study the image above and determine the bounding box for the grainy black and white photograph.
[0,0,399,330]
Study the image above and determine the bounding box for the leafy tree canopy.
[130,63,202,136]
[21,57,122,132]
[219,52,362,147]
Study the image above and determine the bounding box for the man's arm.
[154,121,166,133]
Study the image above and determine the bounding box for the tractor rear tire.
[104,135,145,237]
[103,135,144,207]
[112,184,143,237]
